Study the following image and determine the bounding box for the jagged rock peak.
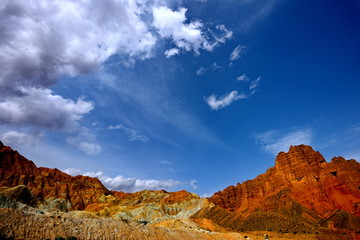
[275,144,326,171]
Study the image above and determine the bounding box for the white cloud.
[213,62,222,70]
[215,25,233,43]
[164,48,180,58]
[255,129,313,155]
[190,180,198,190]
[0,130,43,147]
[196,67,206,75]
[66,138,102,155]
[0,0,158,134]
[153,6,232,55]
[0,0,157,97]
[200,193,212,198]
[66,128,101,155]
[160,160,174,166]
[205,90,247,110]
[230,45,246,61]
[343,153,360,161]
[108,124,149,142]
[250,77,261,90]
[63,168,83,176]
[237,74,249,81]
[74,170,182,192]
[0,87,93,130]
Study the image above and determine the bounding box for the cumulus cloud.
[0,130,43,147]
[230,45,246,61]
[205,90,247,110]
[108,124,149,142]
[0,88,93,130]
[64,169,181,192]
[0,0,159,132]
[1,0,232,134]
[0,0,156,95]
[153,6,232,55]
[254,129,313,155]
[190,180,198,190]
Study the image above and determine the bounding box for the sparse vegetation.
[238,212,315,233]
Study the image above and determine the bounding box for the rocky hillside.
[0,140,208,222]
[1,141,360,239]
[202,145,360,233]
[0,140,110,210]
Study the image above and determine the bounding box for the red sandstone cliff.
[0,141,202,215]
[0,140,110,210]
[206,145,360,232]
[1,140,360,236]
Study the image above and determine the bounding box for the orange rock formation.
[207,145,360,232]
[1,141,360,238]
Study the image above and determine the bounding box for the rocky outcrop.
[0,143,209,223]
[85,190,209,223]
[0,185,37,207]
[0,143,110,210]
[1,142,360,238]
[207,145,360,233]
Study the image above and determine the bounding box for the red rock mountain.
[0,140,201,214]
[1,141,360,236]
[0,140,111,210]
[201,145,360,233]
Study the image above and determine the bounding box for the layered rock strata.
[206,145,360,232]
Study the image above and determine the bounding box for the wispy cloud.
[205,90,247,110]
[66,128,101,155]
[230,45,246,61]
[237,74,249,81]
[108,124,149,143]
[254,129,313,155]
[63,168,83,176]
[213,62,222,70]
[160,160,174,166]
[200,193,212,198]
[64,169,181,192]
[250,77,261,91]
[343,152,360,161]
[164,48,180,58]
[196,67,206,75]
[190,180,198,190]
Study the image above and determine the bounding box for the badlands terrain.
[1,141,360,239]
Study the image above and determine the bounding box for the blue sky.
[0,0,359,196]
